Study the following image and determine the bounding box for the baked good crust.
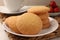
[16,13,43,35]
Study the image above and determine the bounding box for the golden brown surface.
[27,6,50,15]
[16,13,42,35]
[4,16,20,33]
[39,13,50,29]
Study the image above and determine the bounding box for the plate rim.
[49,12,60,16]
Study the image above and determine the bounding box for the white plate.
[0,6,30,14]
[3,17,59,37]
[49,12,60,16]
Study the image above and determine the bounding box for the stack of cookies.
[27,6,50,29]
[4,6,50,35]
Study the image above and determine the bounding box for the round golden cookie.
[16,13,43,35]
[39,15,50,29]
[4,16,20,33]
[38,13,50,29]
[27,6,50,15]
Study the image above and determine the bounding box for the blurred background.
[0,0,60,6]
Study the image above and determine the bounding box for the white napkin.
[0,23,9,40]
